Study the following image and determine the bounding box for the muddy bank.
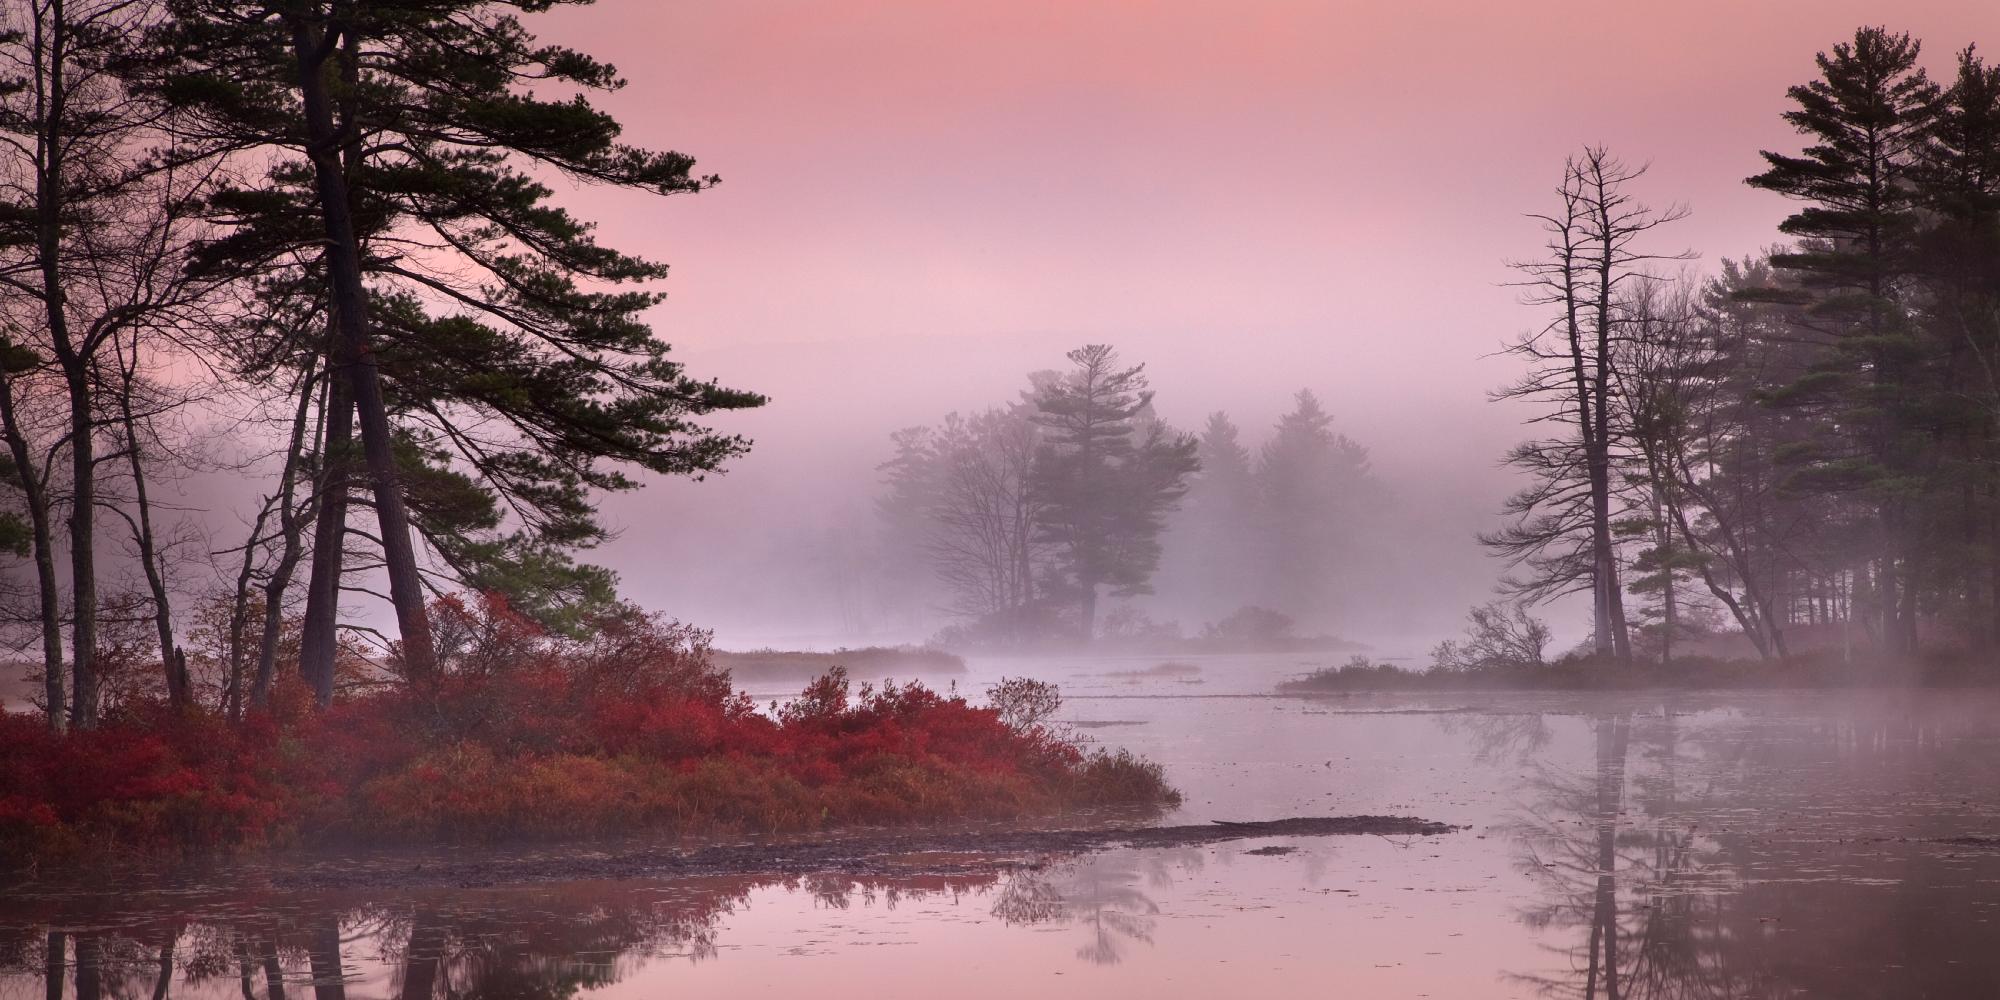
[267,815,1459,891]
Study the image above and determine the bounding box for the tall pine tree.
[1747,26,1941,653]
[136,1,764,698]
[1028,345,1197,639]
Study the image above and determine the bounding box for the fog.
[591,330,1515,652]
[534,0,1996,653]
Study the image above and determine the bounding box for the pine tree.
[1915,47,2000,642]
[135,1,764,698]
[1747,26,1942,654]
[1164,412,1261,619]
[1028,345,1197,639]
[1256,390,1374,628]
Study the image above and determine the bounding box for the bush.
[0,595,1178,868]
[1431,601,1552,672]
[986,677,1062,729]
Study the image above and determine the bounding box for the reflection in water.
[992,850,1189,964]
[1499,710,1773,999]
[1483,701,2000,999]
[0,852,1183,995]
[11,693,2000,998]
[0,878,761,999]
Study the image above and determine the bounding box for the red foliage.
[0,595,1176,866]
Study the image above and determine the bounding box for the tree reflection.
[1497,708,1771,999]
[989,849,1193,964]
[0,867,1052,997]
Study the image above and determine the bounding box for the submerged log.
[274,815,1461,891]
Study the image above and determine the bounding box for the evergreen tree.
[1161,412,1261,619]
[1914,47,2000,642]
[1028,345,1197,639]
[1747,25,1942,653]
[135,1,764,697]
[1255,390,1374,628]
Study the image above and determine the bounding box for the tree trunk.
[43,931,64,1000]
[1990,494,2000,653]
[1590,714,1629,999]
[234,936,255,1000]
[118,349,182,706]
[66,372,97,728]
[260,937,287,1000]
[234,494,276,715]
[257,363,321,700]
[73,934,101,1000]
[1661,544,1676,667]
[308,915,347,1000]
[0,374,64,729]
[1591,264,1631,663]
[288,13,436,688]
[31,0,102,727]
[299,380,353,702]
[149,927,177,1000]
[1898,548,1921,656]
[399,912,444,1000]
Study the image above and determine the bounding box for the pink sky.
[545,1,1994,354]
[515,1,1998,645]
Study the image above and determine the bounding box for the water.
[6,652,2000,998]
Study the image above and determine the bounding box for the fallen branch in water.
[273,815,1461,891]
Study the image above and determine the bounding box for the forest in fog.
[9,7,2000,999]
[858,27,2000,672]
[1483,29,2000,667]
[876,345,1380,647]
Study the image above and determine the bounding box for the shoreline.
[0,815,1458,897]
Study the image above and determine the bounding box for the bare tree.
[0,0,221,726]
[927,408,1047,636]
[1491,148,1689,663]
[880,406,1050,642]
[1616,273,1795,661]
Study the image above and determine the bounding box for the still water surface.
[6,652,2000,998]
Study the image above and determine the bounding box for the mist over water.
[11,665,2000,998]
[591,331,1518,653]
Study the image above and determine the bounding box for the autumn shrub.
[0,595,1178,867]
[0,701,300,862]
[1063,747,1176,804]
[987,676,1062,729]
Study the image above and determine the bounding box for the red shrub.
[0,594,1176,867]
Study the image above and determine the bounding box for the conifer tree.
[1256,390,1374,627]
[1028,345,1197,639]
[1747,26,1941,653]
[136,1,764,698]
[1915,48,2000,641]
[1167,412,1261,617]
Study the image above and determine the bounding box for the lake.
[5,651,2000,998]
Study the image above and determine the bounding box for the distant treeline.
[1493,27,2000,665]
[878,346,1380,647]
